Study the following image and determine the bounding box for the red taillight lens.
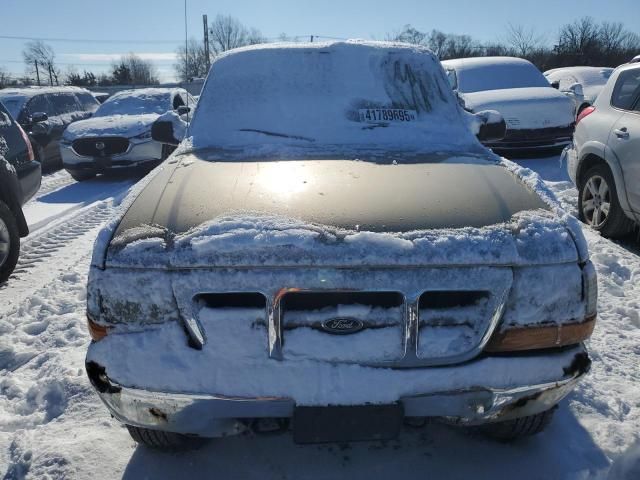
[576,106,595,125]
[16,123,35,161]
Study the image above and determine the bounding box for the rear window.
[190,42,478,154]
[454,61,550,93]
[611,69,640,111]
[0,96,27,119]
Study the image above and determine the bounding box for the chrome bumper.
[88,351,589,438]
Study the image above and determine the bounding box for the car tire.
[478,408,556,441]
[578,164,634,238]
[0,201,20,284]
[126,425,205,450]
[68,170,97,182]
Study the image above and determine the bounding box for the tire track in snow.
[0,199,117,317]
[34,170,76,198]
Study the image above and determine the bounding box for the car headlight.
[132,130,152,140]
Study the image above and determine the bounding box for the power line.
[0,34,181,45]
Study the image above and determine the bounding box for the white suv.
[566,63,640,238]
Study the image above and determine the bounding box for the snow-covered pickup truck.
[85,41,596,449]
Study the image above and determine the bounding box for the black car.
[0,100,41,282]
[0,87,99,170]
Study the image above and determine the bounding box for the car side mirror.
[568,83,584,97]
[550,81,560,89]
[151,120,180,146]
[31,112,48,123]
[176,106,191,115]
[475,110,506,143]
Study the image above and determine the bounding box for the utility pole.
[34,60,40,86]
[203,14,211,71]
[310,35,314,43]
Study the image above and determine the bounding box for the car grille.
[72,137,129,156]
[185,267,513,368]
[488,125,574,148]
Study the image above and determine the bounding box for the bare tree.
[22,40,61,86]
[111,53,159,85]
[556,17,601,64]
[175,37,210,81]
[0,67,12,89]
[388,24,428,45]
[505,24,544,57]
[208,14,265,56]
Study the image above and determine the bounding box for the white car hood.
[64,113,160,139]
[461,87,574,130]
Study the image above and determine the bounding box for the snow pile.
[189,40,479,153]
[106,207,579,269]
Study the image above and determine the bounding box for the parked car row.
[0,86,100,170]
[0,100,40,283]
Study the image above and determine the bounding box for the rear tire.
[126,425,205,450]
[578,164,634,238]
[0,201,20,284]
[479,408,556,441]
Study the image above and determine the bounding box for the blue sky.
[1,0,638,82]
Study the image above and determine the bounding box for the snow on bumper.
[86,323,590,437]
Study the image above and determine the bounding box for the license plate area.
[293,404,403,444]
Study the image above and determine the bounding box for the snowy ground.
[0,156,639,479]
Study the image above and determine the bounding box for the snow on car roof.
[0,85,92,99]
[94,87,180,117]
[189,40,479,154]
[441,57,550,93]
[544,66,613,85]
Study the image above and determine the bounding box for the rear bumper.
[60,139,163,171]
[87,345,590,438]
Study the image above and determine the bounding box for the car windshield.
[0,95,27,119]
[455,61,550,93]
[189,41,479,155]
[94,90,171,117]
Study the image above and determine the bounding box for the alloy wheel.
[582,175,611,228]
[0,216,10,268]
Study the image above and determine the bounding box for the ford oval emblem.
[321,317,364,335]
[95,141,106,150]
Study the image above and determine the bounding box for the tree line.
[1,15,637,90]
[388,17,639,71]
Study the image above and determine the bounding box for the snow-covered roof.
[189,40,479,154]
[442,56,536,70]
[0,85,92,99]
[544,67,613,84]
[94,88,182,117]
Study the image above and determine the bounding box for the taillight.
[576,106,595,125]
[16,123,35,161]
